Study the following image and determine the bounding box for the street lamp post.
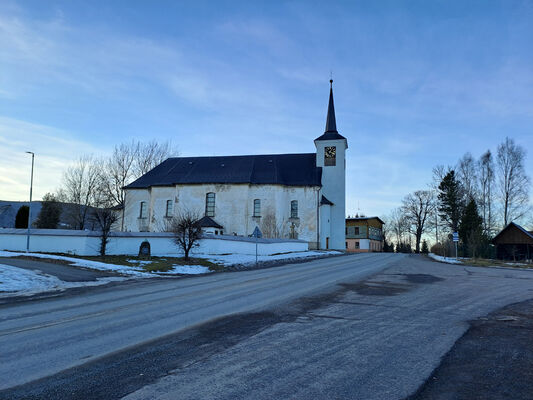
[26,151,34,253]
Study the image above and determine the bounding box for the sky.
[1,0,532,218]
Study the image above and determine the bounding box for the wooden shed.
[492,222,533,261]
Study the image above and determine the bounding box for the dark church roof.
[125,153,322,189]
[315,80,347,143]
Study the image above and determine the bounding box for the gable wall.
[494,225,533,245]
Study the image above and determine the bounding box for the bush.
[430,242,445,257]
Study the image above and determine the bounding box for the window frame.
[290,200,298,218]
[253,199,261,217]
[165,199,173,218]
[139,201,147,219]
[205,192,216,217]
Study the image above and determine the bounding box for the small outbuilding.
[492,222,533,261]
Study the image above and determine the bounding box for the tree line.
[21,140,176,255]
[383,137,531,257]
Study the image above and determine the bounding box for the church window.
[205,193,215,217]
[165,200,173,217]
[324,146,336,166]
[253,199,261,217]
[139,201,147,219]
[290,200,298,218]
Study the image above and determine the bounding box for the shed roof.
[125,153,322,189]
[493,222,533,244]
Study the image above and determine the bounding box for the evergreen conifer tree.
[15,206,29,228]
[459,198,484,258]
[421,240,429,254]
[35,193,62,229]
[438,170,463,232]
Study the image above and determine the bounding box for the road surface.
[1,253,532,399]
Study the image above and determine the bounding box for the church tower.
[314,80,348,250]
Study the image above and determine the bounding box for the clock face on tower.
[324,146,336,166]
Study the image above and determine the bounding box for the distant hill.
[0,200,98,229]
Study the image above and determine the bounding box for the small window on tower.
[324,146,336,166]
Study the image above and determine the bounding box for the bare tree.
[261,212,287,239]
[90,184,119,257]
[57,155,101,229]
[168,210,202,260]
[496,137,531,226]
[457,152,478,201]
[401,190,436,253]
[478,150,495,236]
[389,208,410,250]
[133,140,176,178]
[100,139,177,231]
[101,142,137,210]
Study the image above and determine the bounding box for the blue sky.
[1,0,532,218]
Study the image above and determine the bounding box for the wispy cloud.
[0,117,103,200]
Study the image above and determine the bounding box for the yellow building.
[345,216,384,252]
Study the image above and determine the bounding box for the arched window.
[165,200,173,217]
[253,199,261,217]
[205,193,215,217]
[290,200,298,218]
[139,201,147,218]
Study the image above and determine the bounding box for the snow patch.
[0,251,153,277]
[428,253,463,265]
[166,265,211,275]
[0,264,126,297]
[197,250,342,266]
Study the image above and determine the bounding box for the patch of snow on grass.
[166,265,211,275]
[197,250,342,266]
[0,264,126,297]
[428,253,463,265]
[0,251,153,277]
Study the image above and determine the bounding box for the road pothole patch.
[402,274,444,284]
[341,281,411,296]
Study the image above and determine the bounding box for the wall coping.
[0,228,306,244]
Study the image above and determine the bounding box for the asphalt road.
[1,254,532,400]
[0,252,399,391]
[0,258,118,281]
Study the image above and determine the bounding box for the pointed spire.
[325,79,337,133]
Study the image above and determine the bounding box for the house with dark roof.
[492,222,533,261]
[122,81,348,250]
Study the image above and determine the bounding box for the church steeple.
[325,79,337,133]
[314,79,346,143]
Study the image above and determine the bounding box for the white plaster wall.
[0,229,308,257]
[359,239,370,250]
[319,204,331,249]
[123,184,320,246]
[315,138,347,250]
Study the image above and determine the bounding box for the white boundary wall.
[0,229,308,257]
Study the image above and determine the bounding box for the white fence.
[0,229,308,257]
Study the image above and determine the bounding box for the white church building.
[122,81,348,250]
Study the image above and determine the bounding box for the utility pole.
[26,151,34,253]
